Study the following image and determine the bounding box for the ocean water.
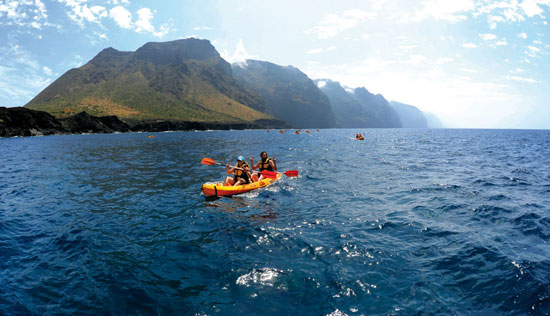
[1,128,549,315]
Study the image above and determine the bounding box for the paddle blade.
[283,170,299,177]
[260,170,278,179]
[201,158,216,165]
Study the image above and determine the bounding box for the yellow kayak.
[201,173,282,197]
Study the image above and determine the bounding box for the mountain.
[315,80,402,128]
[351,88,402,128]
[389,101,428,128]
[425,112,444,128]
[25,38,286,127]
[232,60,337,128]
[315,80,370,127]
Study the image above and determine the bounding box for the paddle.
[260,170,299,179]
[201,157,246,171]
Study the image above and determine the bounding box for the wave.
[512,212,550,241]
[428,244,550,314]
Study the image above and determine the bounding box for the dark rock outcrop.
[59,112,130,133]
[1,107,289,138]
[0,106,65,137]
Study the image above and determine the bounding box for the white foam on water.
[236,268,282,287]
[326,309,348,316]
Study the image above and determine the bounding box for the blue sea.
[1,129,549,315]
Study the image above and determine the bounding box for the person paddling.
[250,151,277,182]
[224,156,252,186]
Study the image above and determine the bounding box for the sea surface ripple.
[1,129,549,315]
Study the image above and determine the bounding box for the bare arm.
[250,157,259,170]
[226,163,235,174]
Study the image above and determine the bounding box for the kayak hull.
[201,173,282,197]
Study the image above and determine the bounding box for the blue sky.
[1,0,549,128]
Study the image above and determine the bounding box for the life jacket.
[259,157,273,172]
[234,161,250,181]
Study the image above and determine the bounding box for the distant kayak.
[356,136,364,140]
[201,173,282,197]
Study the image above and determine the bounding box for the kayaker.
[250,151,277,182]
[224,156,252,186]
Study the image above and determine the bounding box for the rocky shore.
[0,107,288,137]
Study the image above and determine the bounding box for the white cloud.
[109,5,132,29]
[68,54,85,69]
[60,0,108,26]
[42,66,52,76]
[502,8,525,22]
[0,44,53,105]
[399,0,474,23]
[475,0,550,28]
[421,0,474,21]
[479,33,497,41]
[525,45,541,57]
[91,6,108,18]
[194,26,214,31]
[221,40,257,64]
[109,0,130,4]
[306,46,336,55]
[510,67,525,74]
[518,32,528,39]
[520,0,546,17]
[435,57,453,64]
[316,80,327,88]
[153,23,172,37]
[135,8,155,33]
[495,39,508,46]
[120,7,170,37]
[460,68,477,73]
[56,1,170,36]
[407,55,428,66]
[478,33,508,47]
[487,15,504,29]
[506,75,538,83]
[305,9,376,39]
[306,48,324,55]
[0,0,50,29]
[462,42,478,48]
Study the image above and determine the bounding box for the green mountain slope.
[232,60,337,128]
[25,39,277,125]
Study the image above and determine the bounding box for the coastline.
[0,107,289,138]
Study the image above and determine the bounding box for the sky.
[1,0,549,129]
